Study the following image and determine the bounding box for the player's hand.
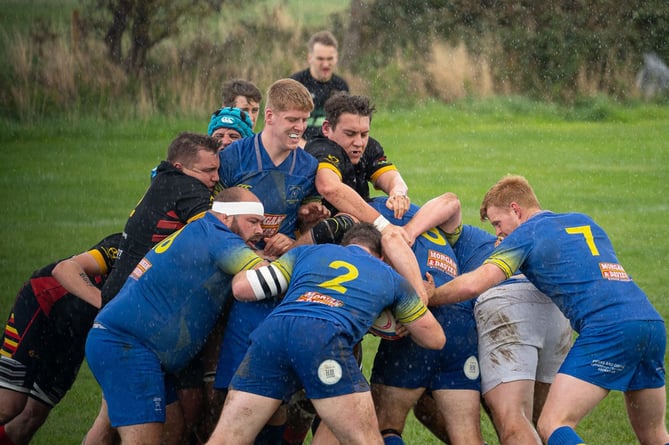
[423,272,435,304]
[298,202,330,226]
[382,223,413,246]
[395,322,409,338]
[262,234,295,260]
[386,191,411,219]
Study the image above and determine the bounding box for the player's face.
[211,128,243,150]
[181,150,220,191]
[231,96,260,129]
[486,205,521,238]
[266,108,310,151]
[230,214,264,245]
[308,43,338,82]
[323,113,370,165]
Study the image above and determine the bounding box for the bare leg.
[536,373,608,443]
[624,386,669,445]
[371,383,424,438]
[312,392,384,445]
[433,389,484,445]
[117,422,163,445]
[83,398,119,445]
[483,380,541,445]
[532,381,551,425]
[206,389,281,445]
[0,388,27,424]
[413,392,450,443]
[162,401,185,445]
[2,398,51,445]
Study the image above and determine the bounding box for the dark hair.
[324,92,376,128]
[221,79,262,107]
[341,222,382,257]
[167,132,219,166]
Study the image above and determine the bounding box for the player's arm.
[315,167,382,224]
[373,170,411,219]
[430,263,506,306]
[232,262,290,301]
[404,308,445,350]
[381,229,431,305]
[52,252,106,309]
[315,168,411,243]
[404,192,462,241]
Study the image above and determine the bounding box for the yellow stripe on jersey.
[87,249,108,274]
[484,257,515,279]
[186,210,208,223]
[370,165,398,185]
[317,162,343,180]
[396,302,428,325]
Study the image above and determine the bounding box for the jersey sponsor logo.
[130,258,152,280]
[296,291,344,307]
[317,359,343,385]
[262,214,286,239]
[426,250,458,277]
[599,262,631,281]
[591,359,624,374]
[326,154,340,165]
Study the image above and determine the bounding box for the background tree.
[82,0,218,75]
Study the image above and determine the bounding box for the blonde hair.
[480,174,541,221]
[265,78,314,113]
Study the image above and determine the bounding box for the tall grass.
[1,98,667,444]
[2,0,662,122]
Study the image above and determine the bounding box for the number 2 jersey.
[267,243,428,343]
[485,211,663,333]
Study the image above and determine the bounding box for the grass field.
[1,97,668,444]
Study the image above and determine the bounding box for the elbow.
[425,330,446,350]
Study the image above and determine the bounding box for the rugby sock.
[381,429,405,445]
[0,425,16,445]
[547,426,586,445]
[255,424,285,445]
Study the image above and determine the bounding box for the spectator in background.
[291,30,349,143]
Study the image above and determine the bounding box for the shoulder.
[331,74,349,91]
[305,136,345,160]
[290,69,310,83]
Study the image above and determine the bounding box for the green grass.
[1,98,668,444]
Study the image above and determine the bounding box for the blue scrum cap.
[207,107,254,138]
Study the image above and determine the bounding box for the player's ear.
[322,120,332,136]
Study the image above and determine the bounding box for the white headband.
[211,201,264,216]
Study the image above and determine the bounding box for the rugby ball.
[369,309,401,340]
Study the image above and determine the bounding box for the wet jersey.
[101,161,212,304]
[485,211,663,332]
[95,213,263,373]
[305,136,398,214]
[269,244,427,343]
[218,134,319,242]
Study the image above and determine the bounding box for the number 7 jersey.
[485,211,663,333]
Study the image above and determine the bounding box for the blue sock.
[255,424,286,445]
[383,434,405,445]
[547,426,586,445]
